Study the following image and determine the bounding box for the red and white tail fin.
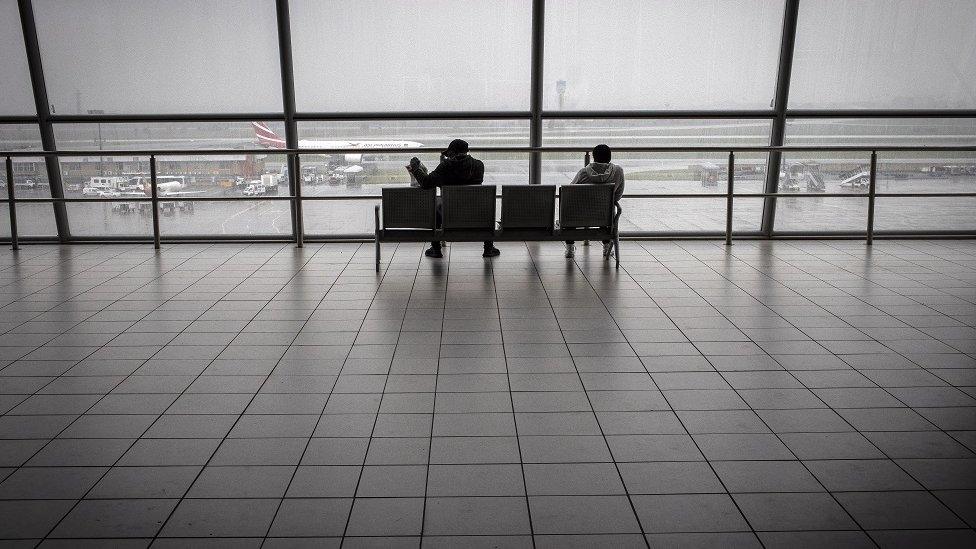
[252,121,286,149]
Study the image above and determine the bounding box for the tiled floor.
[0,239,974,548]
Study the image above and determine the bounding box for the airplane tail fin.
[252,121,286,149]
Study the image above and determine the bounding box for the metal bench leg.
[614,237,620,269]
[374,205,381,273]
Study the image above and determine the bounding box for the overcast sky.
[1,0,974,116]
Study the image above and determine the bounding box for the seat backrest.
[442,185,497,230]
[559,184,614,229]
[501,185,555,231]
[382,187,436,229]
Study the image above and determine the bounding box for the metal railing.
[2,144,975,249]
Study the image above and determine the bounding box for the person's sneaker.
[482,246,501,258]
[425,247,443,258]
[565,243,575,258]
[602,241,614,260]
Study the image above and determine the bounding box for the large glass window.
[0,124,56,237]
[543,119,770,233]
[543,0,784,110]
[0,0,35,115]
[297,120,528,236]
[54,122,290,237]
[780,118,976,233]
[290,0,532,111]
[32,0,282,114]
[54,121,286,151]
[790,0,976,109]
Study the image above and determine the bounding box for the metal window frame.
[3,0,976,244]
[761,0,800,237]
[17,0,68,242]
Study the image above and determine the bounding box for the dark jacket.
[413,154,485,189]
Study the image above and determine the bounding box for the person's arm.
[412,162,444,189]
[613,166,625,203]
[569,168,586,185]
[473,159,485,184]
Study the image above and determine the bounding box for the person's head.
[593,144,611,163]
[443,139,469,159]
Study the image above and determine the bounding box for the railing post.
[5,157,18,251]
[293,153,303,248]
[726,151,734,246]
[150,155,160,250]
[866,150,877,246]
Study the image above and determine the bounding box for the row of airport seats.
[374,184,621,270]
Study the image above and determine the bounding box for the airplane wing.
[159,190,208,197]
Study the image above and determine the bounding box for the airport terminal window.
[0,0,36,115]
[66,201,152,237]
[781,119,976,233]
[155,153,291,237]
[0,125,57,236]
[303,200,375,237]
[53,122,286,151]
[543,0,784,110]
[32,0,283,114]
[158,200,292,237]
[290,0,531,111]
[775,197,868,233]
[789,0,976,109]
[619,197,762,233]
[296,119,529,197]
[301,150,531,237]
[772,148,871,234]
[875,197,976,232]
[542,119,770,233]
[0,203,58,238]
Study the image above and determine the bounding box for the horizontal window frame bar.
[4,196,294,203]
[6,191,976,205]
[785,109,976,119]
[293,111,531,121]
[542,110,775,119]
[4,145,976,157]
[4,230,976,245]
[16,109,975,125]
[48,113,286,123]
[0,116,38,124]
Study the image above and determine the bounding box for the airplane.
[119,176,208,198]
[252,122,423,164]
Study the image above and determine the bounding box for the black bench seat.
[374,184,621,271]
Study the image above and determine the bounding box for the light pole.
[88,109,105,176]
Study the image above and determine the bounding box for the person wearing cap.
[406,139,500,258]
[564,144,625,260]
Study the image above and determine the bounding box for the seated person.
[407,139,500,258]
[565,144,624,259]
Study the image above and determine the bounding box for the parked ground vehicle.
[698,163,719,187]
